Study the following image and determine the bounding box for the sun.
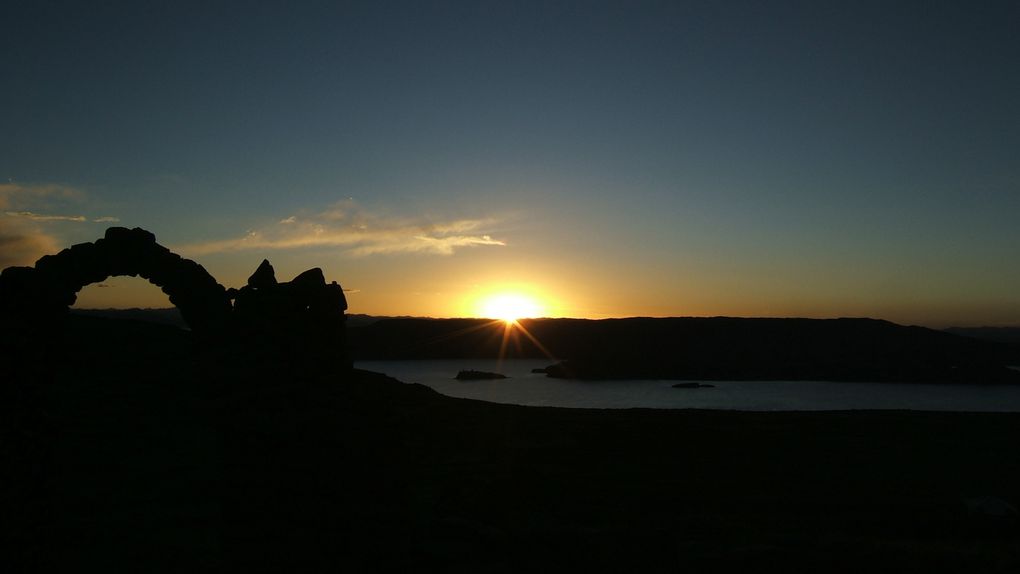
[478,293,543,323]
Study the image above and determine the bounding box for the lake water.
[356,359,1020,412]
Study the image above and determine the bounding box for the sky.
[2,1,1018,326]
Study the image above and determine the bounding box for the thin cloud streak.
[178,204,507,257]
[5,212,119,223]
[6,211,87,222]
[0,183,95,267]
[1,184,119,224]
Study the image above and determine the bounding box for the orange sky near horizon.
[70,267,1019,329]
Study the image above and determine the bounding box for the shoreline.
[358,360,1020,412]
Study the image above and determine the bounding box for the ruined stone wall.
[0,227,349,368]
[0,227,231,332]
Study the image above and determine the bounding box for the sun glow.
[478,293,543,323]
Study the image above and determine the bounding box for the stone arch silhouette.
[0,227,231,332]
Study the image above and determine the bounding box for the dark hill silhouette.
[946,327,1020,360]
[70,308,1020,369]
[351,317,1020,383]
[8,312,1020,572]
[70,307,188,329]
[63,313,193,362]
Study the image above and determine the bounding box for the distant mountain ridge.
[68,309,425,330]
[350,316,1020,383]
[70,308,1020,344]
[64,309,1020,382]
[945,326,1020,347]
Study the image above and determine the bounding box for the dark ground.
[8,318,1020,572]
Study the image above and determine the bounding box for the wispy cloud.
[0,226,61,268]
[0,215,61,268]
[0,183,119,267]
[0,183,118,223]
[178,201,507,257]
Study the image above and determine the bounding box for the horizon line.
[68,307,1020,330]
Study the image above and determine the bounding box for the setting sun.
[478,293,543,323]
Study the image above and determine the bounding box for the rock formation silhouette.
[0,227,349,369]
[1,227,230,332]
[228,258,349,367]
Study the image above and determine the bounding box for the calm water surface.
[357,359,1020,412]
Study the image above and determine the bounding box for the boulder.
[291,267,325,287]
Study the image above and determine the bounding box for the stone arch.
[0,227,231,333]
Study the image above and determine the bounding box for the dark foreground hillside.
[6,317,1020,572]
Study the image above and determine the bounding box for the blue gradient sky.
[3,1,1018,325]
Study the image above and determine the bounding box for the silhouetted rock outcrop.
[246,258,278,289]
[0,227,350,371]
[0,227,231,335]
[228,259,349,368]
